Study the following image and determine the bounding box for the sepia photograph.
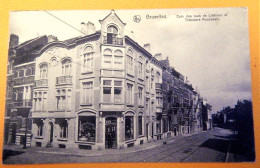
[2,8,255,164]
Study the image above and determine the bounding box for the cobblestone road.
[3,127,253,164]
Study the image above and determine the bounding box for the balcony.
[155,83,162,90]
[103,36,123,46]
[35,79,48,87]
[56,76,72,85]
[13,100,32,108]
[14,76,34,86]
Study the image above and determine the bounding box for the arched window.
[107,25,118,44]
[103,48,112,68]
[62,59,72,76]
[138,56,143,79]
[83,46,94,72]
[39,63,48,79]
[126,49,133,74]
[114,50,123,65]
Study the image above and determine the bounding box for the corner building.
[31,10,163,150]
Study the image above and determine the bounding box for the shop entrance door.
[105,117,117,149]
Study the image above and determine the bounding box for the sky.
[8,8,252,112]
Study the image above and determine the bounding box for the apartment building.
[30,10,163,150]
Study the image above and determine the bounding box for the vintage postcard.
[2,8,255,164]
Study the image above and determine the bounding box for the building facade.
[5,10,212,150]
[31,10,164,150]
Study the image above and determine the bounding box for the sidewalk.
[3,132,200,157]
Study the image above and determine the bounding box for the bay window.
[102,79,123,103]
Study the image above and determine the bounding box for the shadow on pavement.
[199,139,229,154]
[2,150,25,161]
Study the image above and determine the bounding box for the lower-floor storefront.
[31,110,165,150]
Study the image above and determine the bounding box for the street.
[3,127,253,164]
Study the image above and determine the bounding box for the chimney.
[154,53,162,60]
[86,21,96,35]
[9,34,19,48]
[47,35,58,43]
[81,21,96,35]
[143,43,151,53]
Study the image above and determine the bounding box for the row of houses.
[4,10,212,150]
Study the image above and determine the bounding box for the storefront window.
[125,116,134,140]
[78,116,96,142]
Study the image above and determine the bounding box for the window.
[151,77,154,89]
[59,120,68,138]
[82,82,93,104]
[107,25,118,44]
[126,83,133,104]
[78,116,96,142]
[125,116,134,140]
[138,56,143,79]
[114,80,122,103]
[156,72,160,83]
[14,70,18,78]
[83,46,94,72]
[102,79,123,103]
[40,64,48,79]
[138,87,143,105]
[42,92,47,111]
[145,76,149,91]
[26,68,32,76]
[114,50,123,65]
[33,92,42,111]
[126,49,133,74]
[36,120,43,136]
[156,92,162,107]
[56,89,71,110]
[138,116,143,136]
[103,80,112,103]
[19,70,24,78]
[103,49,112,68]
[62,59,72,76]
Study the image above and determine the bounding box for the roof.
[99,10,126,26]
[16,35,47,50]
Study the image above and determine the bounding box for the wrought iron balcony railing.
[14,76,34,86]
[13,100,32,107]
[35,79,48,87]
[56,76,72,85]
[103,36,123,45]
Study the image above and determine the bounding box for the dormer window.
[107,25,118,44]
